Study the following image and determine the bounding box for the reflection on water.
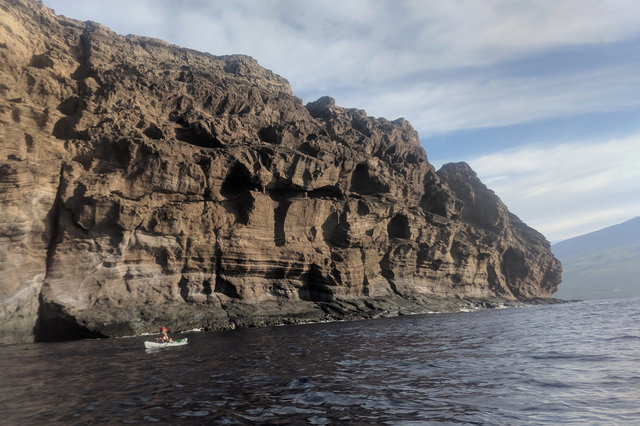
[1,298,640,424]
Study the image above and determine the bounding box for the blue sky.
[43,0,640,242]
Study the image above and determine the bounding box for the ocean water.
[1,298,639,424]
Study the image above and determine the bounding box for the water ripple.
[1,298,639,423]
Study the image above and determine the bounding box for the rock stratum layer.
[0,0,561,344]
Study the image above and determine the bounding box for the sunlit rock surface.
[0,0,561,343]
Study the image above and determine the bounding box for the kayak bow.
[144,338,188,349]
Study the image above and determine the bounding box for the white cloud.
[403,0,640,66]
[44,1,640,85]
[534,206,640,242]
[43,0,640,136]
[340,64,640,136]
[466,135,640,241]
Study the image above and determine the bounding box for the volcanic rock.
[0,0,561,343]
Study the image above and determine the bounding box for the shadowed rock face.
[0,0,561,343]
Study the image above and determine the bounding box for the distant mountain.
[553,217,640,300]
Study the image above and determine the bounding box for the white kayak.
[144,338,188,349]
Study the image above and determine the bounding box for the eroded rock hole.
[273,199,292,246]
[30,53,54,69]
[406,152,421,164]
[322,212,339,243]
[350,163,389,195]
[57,96,80,115]
[214,276,240,298]
[299,264,334,301]
[221,163,255,225]
[298,142,320,157]
[258,125,280,144]
[143,123,164,140]
[202,279,213,296]
[387,214,410,239]
[308,185,343,200]
[420,188,450,218]
[24,133,34,152]
[35,299,106,342]
[11,106,20,122]
[222,163,253,195]
[175,125,221,148]
[357,199,370,216]
[501,247,529,288]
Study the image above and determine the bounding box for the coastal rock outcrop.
[0,0,561,344]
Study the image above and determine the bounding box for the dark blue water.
[1,298,639,424]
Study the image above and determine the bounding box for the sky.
[42,0,640,242]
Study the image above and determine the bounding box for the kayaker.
[157,326,174,343]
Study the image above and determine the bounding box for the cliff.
[0,0,561,343]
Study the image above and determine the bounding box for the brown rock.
[0,0,561,344]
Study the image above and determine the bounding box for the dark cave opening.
[350,163,390,195]
[387,214,411,239]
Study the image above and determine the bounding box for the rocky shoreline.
[35,296,567,343]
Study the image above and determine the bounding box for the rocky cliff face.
[0,0,561,343]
